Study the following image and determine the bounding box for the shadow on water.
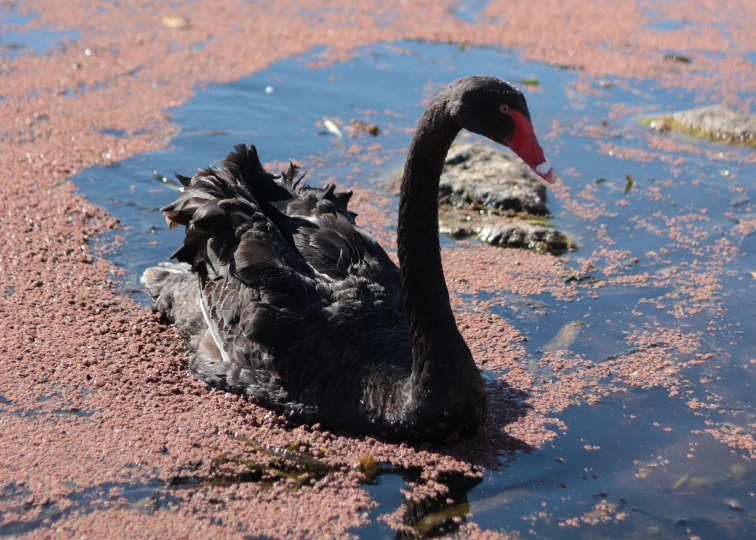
[67,39,756,537]
[0,467,487,538]
[0,480,179,537]
[355,470,485,538]
[1,380,532,537]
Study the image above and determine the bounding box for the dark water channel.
[70,41,755,537]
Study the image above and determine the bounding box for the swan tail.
[160,151,255,273]
[160,144,309,276]
[152,142,362,353]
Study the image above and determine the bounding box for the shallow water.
[72,41,755,537]
[0,8,80,58]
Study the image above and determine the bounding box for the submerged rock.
[439,143,550,215]
[439,207,573,254]
[647,105,756,147]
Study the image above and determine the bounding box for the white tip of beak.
[535,162,557,184]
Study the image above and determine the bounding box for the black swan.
[141,76,556,441]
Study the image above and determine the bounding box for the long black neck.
[397,96,472,395]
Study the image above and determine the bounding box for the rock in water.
[383,142,573,254]
[439,142,550,215]
[648,105,756,147]
[438,207,572,254]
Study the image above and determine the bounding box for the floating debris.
[229,435,330,473]
[412,502,470,536]
[162,13,190,30]
[663,53,691,64]
[624,174,635,194]
[152,171,184,191]
[732,195,750,207]
[519,77,540,86]
[347,119,380,137]
[354,455,378,481]
[323,119,343,139]
[542,321,584,353]
[671,475,689,490]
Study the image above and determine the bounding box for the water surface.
[73,41,755,537]
[0,8,80,58]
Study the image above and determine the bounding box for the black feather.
[192,202,229,229]
[142,132,484,440]
[292,169,308,190]
[174,172,193,187]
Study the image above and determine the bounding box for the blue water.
[0,8,80,58]
[451,0,491,23]
[72,41,756,537]
[75,42,579,290]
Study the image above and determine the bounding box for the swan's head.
[444,75,557,184]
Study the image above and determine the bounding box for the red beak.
[506,110,557,184]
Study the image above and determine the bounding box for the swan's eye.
[499,104,510,114]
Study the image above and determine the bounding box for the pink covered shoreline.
[0,0,753,536]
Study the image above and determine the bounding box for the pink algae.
[1,0,755,536]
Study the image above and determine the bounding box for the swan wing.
[164,143,400,297]
[160,144,409,411]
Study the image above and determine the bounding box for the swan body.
[142,76,555,441]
